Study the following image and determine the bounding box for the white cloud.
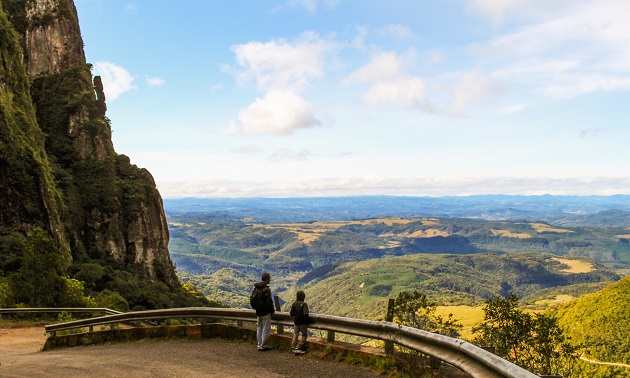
[92,62,136,101]
[379,24,416,40]
[269,148,312,161]
[157,176,630,198]
[283,0,340,13]
[225,90,321,135]
[351,26,368,50]
[472,0,630,100]
[446,68,504,117]
[578,128,603,139]
[426,49,445,64]
[124,4,138,14]
[230,32,335,92]
[344,51,430,110]
[146,76,165,87]
[468,0,574,25]
[500,103,528,113]
[226,33,335,136]
[231,145,264,155]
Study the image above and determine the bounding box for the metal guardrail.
[0,307,121,315]
[40,307,537,378]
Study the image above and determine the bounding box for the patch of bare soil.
[0,326,385,377]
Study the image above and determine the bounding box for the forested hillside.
[556,276,630,377]
[170,213,624,311]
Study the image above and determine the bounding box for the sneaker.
[259,346,273,351]
[294,349,305,355]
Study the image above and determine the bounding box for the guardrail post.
[273,295,284,335]
[327,330,335,342]
[429,356,441,369]
[385,298,395,355]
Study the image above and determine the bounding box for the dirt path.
[580,356,630,369]
[0,326,384,377]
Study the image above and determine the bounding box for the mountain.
[554,209,630,227]
[556,276,630,377]
[1,1,205,309]
[163,195,630,223]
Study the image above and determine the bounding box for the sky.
[73,0,630,198]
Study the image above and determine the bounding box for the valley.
[167,205,629,315]
[166,196,630,377]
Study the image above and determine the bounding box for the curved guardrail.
[42,307,537,378]
[0,307,121,315]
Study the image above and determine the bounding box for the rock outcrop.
[1,0,176,284]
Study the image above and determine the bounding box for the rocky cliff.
[1,0,177,285]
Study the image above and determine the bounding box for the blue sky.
[74,0,630,198]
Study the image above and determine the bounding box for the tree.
[9,229,66,306]
[472,292,581,376]
[392,289,463,337]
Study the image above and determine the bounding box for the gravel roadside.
[0,327,385,377]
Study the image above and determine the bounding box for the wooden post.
[273,295,284,334]
[385,298,395,355]
[429,356,441,369]
[327,330,335,342]
[89,325,93,333]
[236,320,243,327]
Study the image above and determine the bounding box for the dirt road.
[0,326,384,377]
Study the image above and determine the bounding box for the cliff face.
[0,4,67,261]
[1,0,176,284]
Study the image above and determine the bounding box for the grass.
[434,305,485,340]
[531,223,574,234]
[552,257,595,273]
[491,229,533,239]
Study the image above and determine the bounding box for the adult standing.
[252,272,275,351]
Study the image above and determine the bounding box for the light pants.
[257,313,272,349]
[292,324,308,350]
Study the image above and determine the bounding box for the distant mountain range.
[164,195,630,225]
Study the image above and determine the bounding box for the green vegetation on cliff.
[0,5,66,251]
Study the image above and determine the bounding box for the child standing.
[290,290,309,355]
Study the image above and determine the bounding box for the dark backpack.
[250,287,264,310]
[290,302,302,317]
[290,302,308,324]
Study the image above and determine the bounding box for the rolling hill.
[556,276,630,377]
